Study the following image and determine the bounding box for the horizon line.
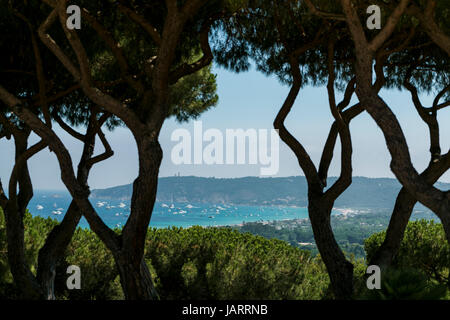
[29,174,450,192]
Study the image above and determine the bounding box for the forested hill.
[90,176,450,209]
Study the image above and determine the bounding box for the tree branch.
[323,40,353,202]
[52,112,85,141]
[169,18,213,84]
[82,8,145,94]
[38,1,144,132]
[8,140,47,201]
[433,84,450,110]
[0,84,120,252]
[273,57,322,190]
[368,0,411,52]
[117,3,162,46]
[304,0,346,21]
[0,179,8,208]
[13,10,52,127]
[87,127,114,167]
[409,1,450,56]
[0,112,19,137]
[318,103,362,187]
[38,7,81,81]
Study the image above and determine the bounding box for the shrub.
[1,211,329,300]
[145,226,329,299]
[365,220,450,287]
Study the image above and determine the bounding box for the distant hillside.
[90,176,450,209]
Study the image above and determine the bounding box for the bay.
[28,190,345,229]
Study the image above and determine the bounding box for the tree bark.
[370,138,450,270]
[36,202,82,299]
[4,202,43,299]
[115,254,159,300]
[369,188,415,269]
[339,0,450,230]
[308,196,354,300]
[4,133,44,299]
[36,112,112,299]
[119,136,163,300]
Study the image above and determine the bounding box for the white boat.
[96,201,107,208]
[36,205,44,210]
[52,210,62,215]
[118,203,126,208]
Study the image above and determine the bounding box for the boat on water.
[96,201,107,208]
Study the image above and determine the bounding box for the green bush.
[55,227,124,300]
[1,210,329,300]
[145,226,329,299]
[0,208,11,298]
[359,268,448,300]
[365,220,450,287]
[3,210,450,300]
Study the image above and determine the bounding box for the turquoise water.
[28,190,340,229]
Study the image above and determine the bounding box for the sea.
[28,190,346,230]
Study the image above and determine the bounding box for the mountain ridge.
[90,176,449,210]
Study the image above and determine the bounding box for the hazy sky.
[1,64,449,190]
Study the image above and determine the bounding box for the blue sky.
[1,64,449,190]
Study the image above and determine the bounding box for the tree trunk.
[369,188,414,270]
[440,210,450,245]
[37,202,82,299]
[115,254,159,300]
[116,137,162,300]
[35,114,109,299]
[4,202,43,299]
[308,196,354,299]
[4,134,44,299]
[370,152,450,269]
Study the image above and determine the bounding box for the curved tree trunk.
[369,153,450,269]
[115,254,159,300]
[340,0,450,235]
[440,212,450,244]
[4,134,44,299]
[36,202,82,299]
[369,189,415,269]
[5,202,43,299]
[36,112,111,299]
[117,137,162,300]
[308,196,354,299]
